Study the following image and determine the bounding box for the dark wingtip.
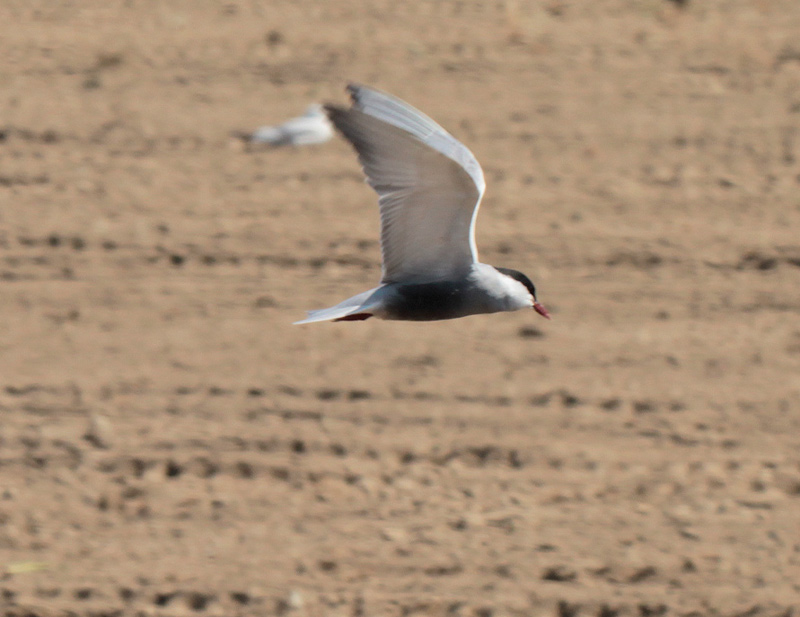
[345,83,364,100]
[324,84,363,122]
[323,103,347,122]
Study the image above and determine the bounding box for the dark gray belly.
[384,281,496,321]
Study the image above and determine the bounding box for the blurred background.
[1,1,800,615]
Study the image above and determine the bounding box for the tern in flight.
[295,84,550,324]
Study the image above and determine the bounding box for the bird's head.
[495,267,551,319]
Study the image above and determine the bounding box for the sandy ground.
[2,1,800,615]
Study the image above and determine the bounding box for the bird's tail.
[293,288,381,324]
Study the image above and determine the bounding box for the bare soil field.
[2,1,800,615]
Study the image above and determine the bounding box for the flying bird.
[238,104,333,147]
[295,84,550,324]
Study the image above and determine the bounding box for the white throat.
[471,263,534,311]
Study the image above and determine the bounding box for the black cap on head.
[495,267,537,299]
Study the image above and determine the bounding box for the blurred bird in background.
[235,103,334,147]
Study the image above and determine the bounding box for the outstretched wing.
[326,84,486,284]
